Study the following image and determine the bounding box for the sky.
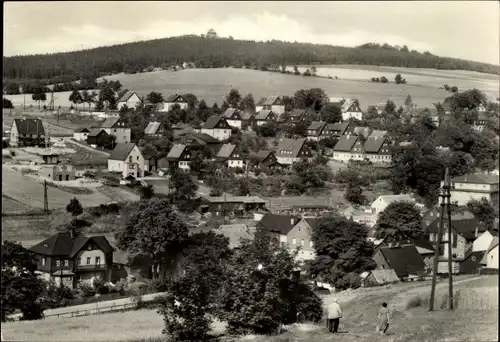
[3,1,499,65]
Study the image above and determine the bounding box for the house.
[363,136,392,163]
[471,112,489,132]
[117,91,142,110]
[306,121,327,141]
[473,230,499,252]
[112,250,154,283]
[254,110,277,126]
[215,143,245,168]
[426,216,483,260]
[247,151,281,169]
[223,108,243,129]
[275,138,312,165]
[86,129,109,148]
[397,239,435,272]
[177,132,223,155]
[369,130,388,139]
[9,118,45,147]
[161,94,189,112]
[321,122,350,139]
[288,109,307,123]
[258,214,316,262]
[98,117,131,144]
[212,224,255,249]
[445,173,499,209]
[332,135,358,162]
[341,99,363,121]
[255,96,285,114]
[144,121,166,137]
[200,116,232,141]
[421,205,474,228]
[480,237,499,269]
[198,195,268,218]
[107,143,146,178]
[39,164,76,182]
[29,231,114,289]
[139,148,158,173]
[73,128,90,141]
[459,250,486,274]
[371,194,415,214]
[361,269,400,287]
[166,144,192,171]
[373,245,426,280]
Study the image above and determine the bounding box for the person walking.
[325,298,343,333]
[376,302,391,335]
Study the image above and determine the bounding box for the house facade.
[29,232,114,289]
[161,94,188,112]
[480,239,498,269]
[446,173,499,209]
[117,91,142,110]
[373,245,426,281]
[341,99,364,121]
[87,129,109,148]
[198,195,267,218]
[73,128,90,141]
[256,96,285,114]
[288,109,307,124]
[215,143,245,168]
[39,164,76,182]
[223,108,243,129]
[254,110,277,126]
[306,121,327,141]
[332,135,358,162]
[275,138,312,165]
[10,118,45,147]
[248,151,280,169]
[107,143,146,178]
[98,117,131,144]
[200,116,232,141]
[363,137,392,163]
[144,121,166,137]
[167,144,193,171]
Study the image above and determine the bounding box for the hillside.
[3,35,499,86]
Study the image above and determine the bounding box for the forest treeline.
[3,35,499,89]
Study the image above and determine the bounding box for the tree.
[310,218,376,290]
[139,184,155,199]
[3,98,14,109]
[147,91,164,110]
[114,198,189,279]
[404,94,413,108]
[206,28,218,39]
[293,88,329,111]
[2,241,45,321]
[69,90,83,109]
[168,169,199,211]
[32,89,47,109]
[384,99,396,114]
[467,198,497,230]
[374,201,424,242]
[344,183,365,205]
[66,198,83,218]
[239,93,256,113]
[380,76,388,83]
[303,69,312,76]
[320,103,342,123]
[5,82,20,95]
[311,66,317,76]
[395,74,406,84]
[256,121,279,137]
[226,89,242,108]
[293,65,300,75]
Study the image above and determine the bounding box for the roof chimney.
[290,218,295,225]
[475,226,479,238]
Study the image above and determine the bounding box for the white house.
[144,121,165,137]
[473,230,499,252]
[480,238,499,269]
[445,173,499,209]
[107,143,145,178]
[255,96,285,114]
[73,128,90,141]
[117,91,142,110]
[371,194,415,214]
[275,138,313,165]
[200,116,232,141]
[341,99,364,121]
[98,117,131,144]
[223,108,243,129]
[161,94,188,112]
[215,143,245,168]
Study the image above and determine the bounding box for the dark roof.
[74,127,90,133]
[249,150,273,162]
[308,121,326,131]
[202,115,225,129]
[88,129,108,137]
[99,117,121,128]
[332,136,358,152]
[461,250,486,264]
[223,108,239,118]
[451,173,499,185]
[259,213,301,235]
[304,217,325,230]
[165,94,186,102]
[398,239,435,253]
[29,232,114,257]
[289,109,306,118]
[255,110,273,120]
[363,137,386,153]
[426,217,482,240]
[108,143,137,161]
[263,95,282,106]
[13,118,45,135]
[180,132,221,144]
[325,122,349,134]
[276,138,306,158]
[378,245,426,278]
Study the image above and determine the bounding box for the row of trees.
[370,74,406,84]
[4,35,498,85]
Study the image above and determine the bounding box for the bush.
[79,282,95,297]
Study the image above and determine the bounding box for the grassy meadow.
[4,66,499,110]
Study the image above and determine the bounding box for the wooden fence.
[44,302,138,319]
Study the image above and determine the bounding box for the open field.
[2,275,495,342]
[4,66,499,110]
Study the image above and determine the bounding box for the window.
[129,156,132,163]
[42,257,46,266]
[64,260,69,267]
[56,260,60,267]
[136,156,139,160]
[77,258,81,265]
[96,257,101,265]
[292,238,296,245]
[86,257,91,265]
[309,241,313,248]
[301,239,305,246]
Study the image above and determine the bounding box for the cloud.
[5,12,433,57]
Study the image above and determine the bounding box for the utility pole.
[43,180,49,214]
[445,169,454,310]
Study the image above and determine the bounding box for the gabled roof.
[223,108,240,118]
[144,121,162,135]
[325,122,349,135]
[289,109,306,118]
[451,173,499,185]
[342,99,360,112]
[13,118,45,135]
[364,137,387,153]
[276,138,306,158]
[108,143,137,161]
[167,144,187,159]
[461,250,486,264]
[261,95,282,106]
[249,150,274,162]
[304,217,326,230]
[255,110,273,120]
[378,245,426,278]
[365,269,400,284]
[179,132,221,144]
[241,112,255,120]
[308,121,327,131]
[74,127,90,133]
[216,143,237,159]
[258,213,302,235]
[202,115,226,129]
[426,217,482,240]
[99,117,121,128]
[165,94,186,103]
[29,232,114,257]
[369,130,388,139]
[214,224,255,249]
[398,239,435,254]
[117,91,139,103]
[373,194,414,206]
[88,129,108,137]
[332,135,358,152]
[201,195,266,204]
[480,237,499,264]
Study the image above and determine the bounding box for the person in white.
[325,298,343,333]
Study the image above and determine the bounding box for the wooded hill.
[3,35,499,85]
